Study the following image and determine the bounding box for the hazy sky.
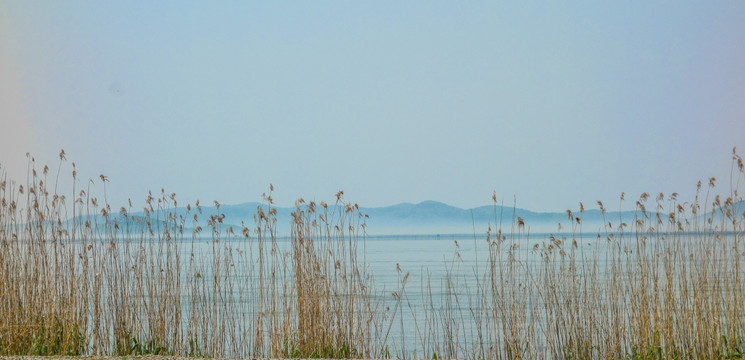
[1,1,744,212]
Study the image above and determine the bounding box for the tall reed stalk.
[1,149,744,359]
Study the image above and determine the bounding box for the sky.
[1,1,744,212]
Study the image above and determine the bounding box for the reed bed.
[1,149,744,359]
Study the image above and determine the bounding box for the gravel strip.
[0,357,374,360]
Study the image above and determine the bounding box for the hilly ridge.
[180,200,642,235]
[24,199,744,236]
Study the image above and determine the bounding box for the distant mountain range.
[360,200,627,234]
[151,200,648,236]
[201,199,744,235]
[13,199,744,236]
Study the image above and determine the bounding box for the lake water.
[173,228,741,357]
[23,227,739,358]
[174,230,668,356]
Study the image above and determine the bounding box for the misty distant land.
[126,199,724,236]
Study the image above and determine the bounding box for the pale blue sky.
[1,1,744,211]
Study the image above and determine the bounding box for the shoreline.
[0,358,376,360]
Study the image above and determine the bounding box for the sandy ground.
[0,358,360,360]
[0,357,374,360]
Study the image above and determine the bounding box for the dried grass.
[1,149,744,359]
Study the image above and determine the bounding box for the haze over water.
[2,1,744,214]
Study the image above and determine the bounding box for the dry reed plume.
[1,148,744,359]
